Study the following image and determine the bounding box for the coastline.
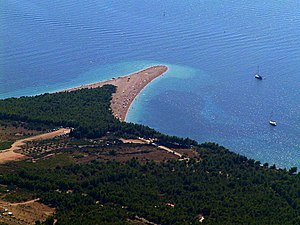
[60,65,168,121]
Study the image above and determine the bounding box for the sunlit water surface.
[1,0,300,168]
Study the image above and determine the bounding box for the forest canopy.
[0,85,299,224]
[0,86,196,147]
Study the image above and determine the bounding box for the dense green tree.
[0,85,299,224]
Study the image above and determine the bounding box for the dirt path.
[157,145,183,158]
[10,198,40,206]
[132,215,158,225]
[0,128,71,164]
[122,137,185,159]
[119,138,146,144]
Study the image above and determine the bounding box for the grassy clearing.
[0,141,13,151]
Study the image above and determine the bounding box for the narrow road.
[10,198,40,206]
[123,137,186,159]
[134,216,158,225]
[157,145,183,158]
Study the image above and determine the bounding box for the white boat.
[255,66,263,80]
[255,74,263,80]
[269,111,277,126]
[269,120,277,126]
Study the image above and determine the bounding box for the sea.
[1,0,300,168]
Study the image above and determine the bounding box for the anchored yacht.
[255,66,263,80]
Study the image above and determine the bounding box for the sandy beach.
[61,65,168,121]
[0,66,167,163]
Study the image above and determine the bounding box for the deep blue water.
[1,0,300,168]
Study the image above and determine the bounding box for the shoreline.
[60,65,168,121]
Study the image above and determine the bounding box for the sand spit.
[61,65,168,121]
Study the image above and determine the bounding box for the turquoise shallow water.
[1,0,300,168]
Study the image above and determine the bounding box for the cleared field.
[0,199,54,225]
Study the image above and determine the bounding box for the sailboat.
[255,66,263,80]
[269,112,277,126]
